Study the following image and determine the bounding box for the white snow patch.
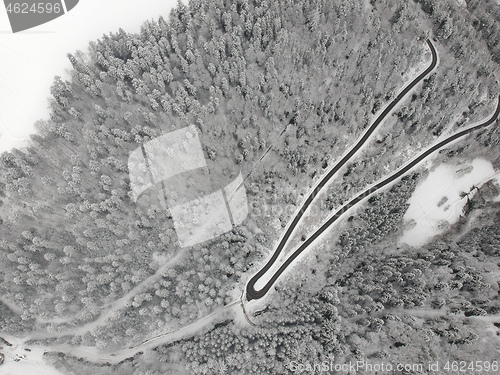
[0,347,64,375]
[0,0,184,153]
[400,158,497,248]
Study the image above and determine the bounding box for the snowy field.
[0,0,182,153]
[0,349,64,375]
[400,158,499,247]
[0,342,64,375]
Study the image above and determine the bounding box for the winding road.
[247,96,500,301]
[246,39,438,300]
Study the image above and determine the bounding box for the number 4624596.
[5,3,62,14]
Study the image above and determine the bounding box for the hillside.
[1,0,500,374]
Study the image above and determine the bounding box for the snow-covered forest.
[1,0,500,373]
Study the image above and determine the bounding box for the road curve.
[248,95,500,301]
[246,39,438,300]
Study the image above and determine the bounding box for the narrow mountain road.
[1,300,242,365]
[246,39,438,300]
[30,247,187,335]
[248,96,500,301]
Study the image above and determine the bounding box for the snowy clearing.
[400,158,497,247]
[0,346,64,375]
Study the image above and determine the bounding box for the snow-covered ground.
[0,0,182,153]
[400,158,498,247]
[0,346,64,375]
[1,299,243,367]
